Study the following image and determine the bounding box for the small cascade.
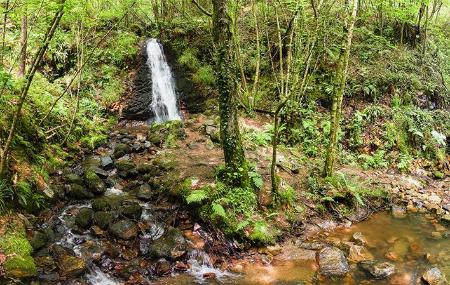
[146,38,181,123]
[186,249,236,283]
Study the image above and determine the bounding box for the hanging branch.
[38,1,137,126]
[192,0,212,16]
[0,0,65,176]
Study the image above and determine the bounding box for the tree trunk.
[18,10,28,77]
[212,0,248,186]
[323,0,358,177]
[1,0,10,66]
[0,0,65,177]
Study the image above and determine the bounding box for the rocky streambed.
[20,119,449,285]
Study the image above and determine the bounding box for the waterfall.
[146,38,181,123]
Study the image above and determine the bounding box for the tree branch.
[192,0,212,17]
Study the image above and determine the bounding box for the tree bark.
[0,0,65,177]
[323,0,358,177]
[212,0,248,186]
[1,0,10,66]
[18,10,28,77]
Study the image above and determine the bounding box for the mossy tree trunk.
[323,0,358,178]
[212,0,248,186]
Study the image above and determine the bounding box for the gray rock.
[136,184,153,201]
[147,227,187,260]
[109,220,138,240]
[422,267,447,285]
[100,156,114,170]
[359,261,396,279]
[318,247,349,277]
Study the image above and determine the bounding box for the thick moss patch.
[0,219,37,279]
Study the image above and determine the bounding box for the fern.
[186,190,208,204]
[211,203,227,218]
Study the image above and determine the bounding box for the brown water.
[157,212,449,284]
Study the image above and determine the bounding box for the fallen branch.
[192,0,212,17]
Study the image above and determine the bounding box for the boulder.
[348,244,374,263]
[75,208,94,229]
[29,231,49,251]
[84,170,106,195]
[114,143,130,159]
[422,267,447,285]
[154,258,172,276]
[115,160,137,178]
[121,203,143,220]
[58,255,86,277]
[4,255,37,278]
[91,196,123,212]
[359,261,395,279]
[147,227,187,260]
[351,232,367,245]
[109,220,138,240]
[65,173,83,185]
[100,156,114,170]
[66,184,94,200]
[93,211,117,229]
[136,184,153,201]
[318,247,349,277]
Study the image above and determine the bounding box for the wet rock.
[65,173,83,185]
[391,205,407,219]
[92,196,123,212]
[58,255,86,277]
[348,244,374,263]
[136,184,153,201]
[359,261,395,279]
[66,183,94,200]
[154,258,172,276]
[431,231,443,240]
[89,166,110,179]
[116,160,138,178]
[318,247,350,277]
[121,202,143,220]
[75,208,94,229]
[109,219,138,240]
[147,227,187,260]
[39,273,60,282]
[84,170,106,195]
[114,143,130,158]
[385,238,409,261]
[29,231,49,251]
[422,267,447,285]
[100,155,114,170]
[352,232,367,245]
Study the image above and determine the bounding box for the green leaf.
[186,190,208,204]
[211,203,227,218]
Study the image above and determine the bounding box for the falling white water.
[146,38,181,123]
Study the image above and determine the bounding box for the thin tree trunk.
[212,0,248,186]
[1,0,10,66]
[323,0,358,177]
[18,9,28,77]
[250,0,260,108]
[0,1,65,177]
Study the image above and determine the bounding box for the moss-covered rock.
[114,143,130,158]
[29,231,49,251]
[147,227,187,260]
[115,160,138,178]
[65,173,84,185]
[136,163,158,175]
[121,202,143,220]
[0,220,37,279]
[4,255,38,278]
[84,170,106,195]
[58,255,86,277]
[93,211,117,229]
[91,196,124,212]
[66,183,94,200]
[109,219,138,240]
[75,208,94,229]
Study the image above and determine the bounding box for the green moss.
[0,222,37,278]
[80,134,107,150]
[4,255,37,278]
